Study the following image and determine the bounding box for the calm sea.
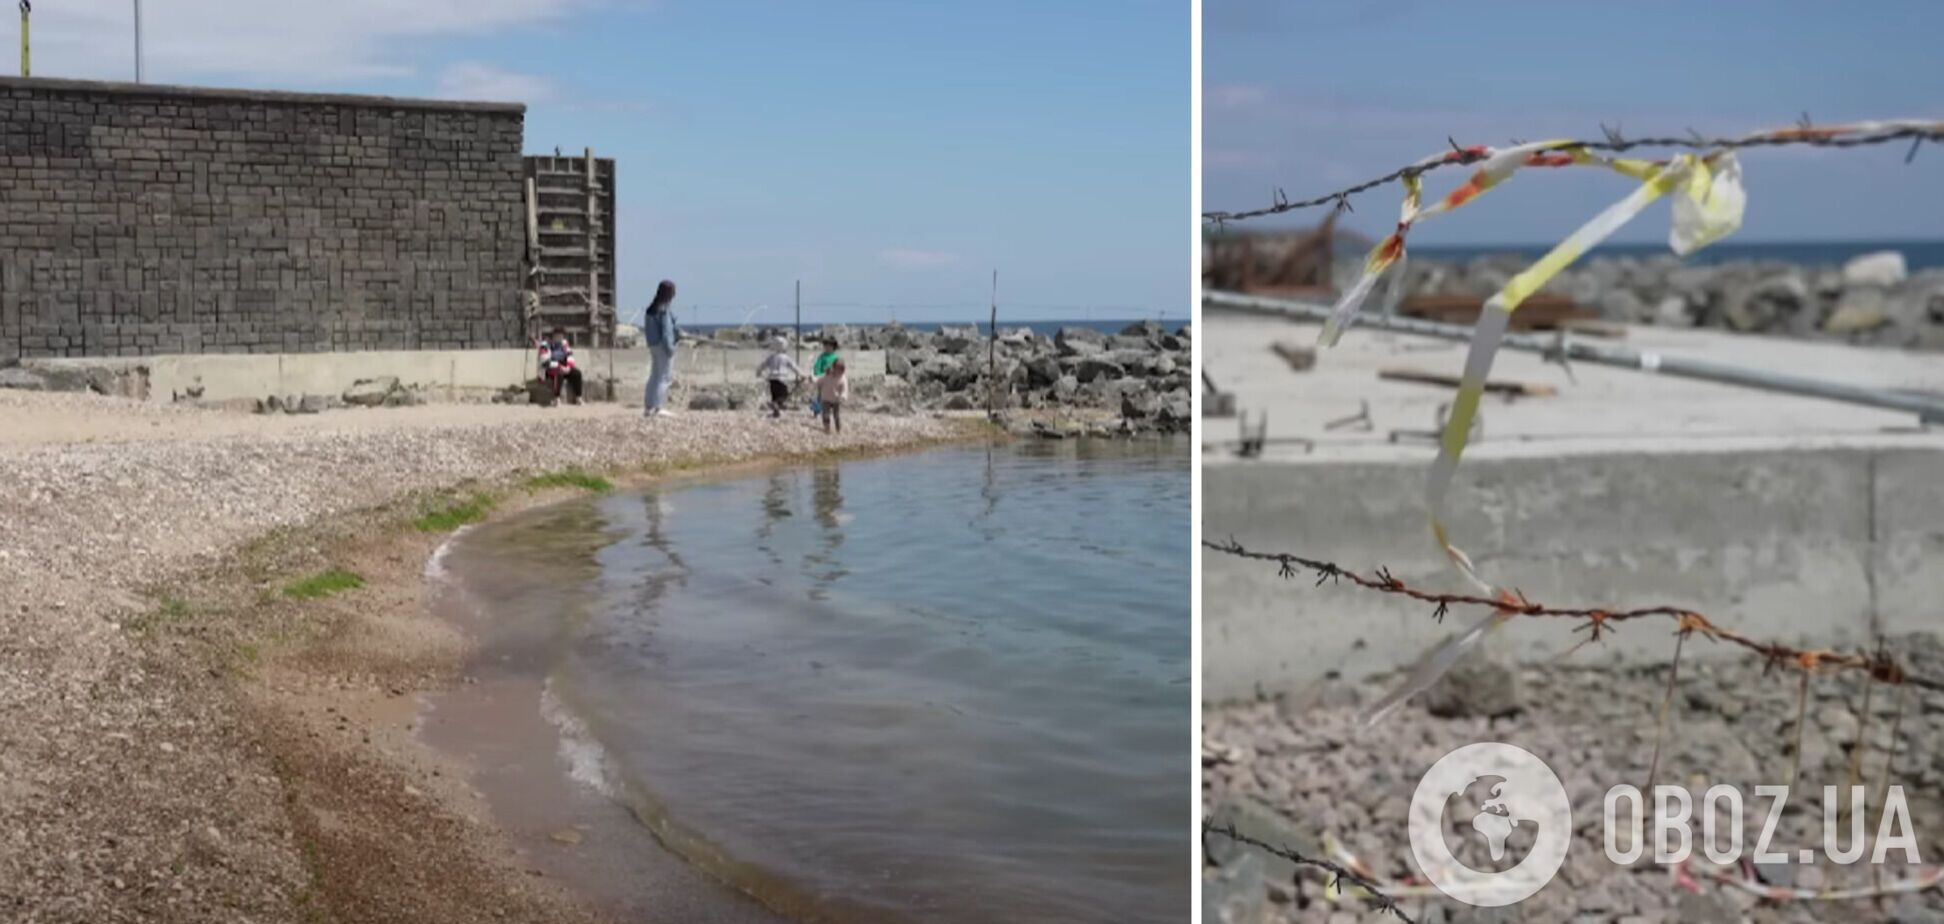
[434,440,1191,923]
[1410,239,1944,269]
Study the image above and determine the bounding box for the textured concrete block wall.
[0,77,527,360]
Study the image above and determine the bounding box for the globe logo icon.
[1409,743,1572,906]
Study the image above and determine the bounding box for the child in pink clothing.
[816,360,849,434]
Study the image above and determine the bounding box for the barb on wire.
[1203,120,1944,223]
[1204,822,1417,923]
[1203,537,1944,695]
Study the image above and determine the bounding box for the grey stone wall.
[0,77,528,359]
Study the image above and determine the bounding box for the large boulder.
[915,356,976,391]
[1054,326,1106,356]
[1653,295,1693,327]
[885,350,913,377]
[1598,288,1649,323]
[1075,357,1125,383]
[1843,250,1908,288]
[1157,392,1191,431]
[1718,273,1809,332]
[935,326,979,354]
[0,366,48,390]
[1106,349,1153,372]
[342,376,400,407]
[1025,356,1063,388]
[1824,288,1891,334]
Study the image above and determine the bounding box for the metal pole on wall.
[19,1,28,78]
[133,0,142,82]
[1204,289,1944,425]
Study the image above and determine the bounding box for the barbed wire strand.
[1202,537,1944,694]
[1203,822,1418,923]
[1202,122,1944,224]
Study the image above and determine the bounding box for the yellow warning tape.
[1353,147,1751,725]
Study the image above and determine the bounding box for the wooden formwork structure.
[523,150,616,346]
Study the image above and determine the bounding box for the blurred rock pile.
[1384,250,1944,349]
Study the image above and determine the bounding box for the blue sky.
[18,0,1188,325]
[1204,0,1944,246]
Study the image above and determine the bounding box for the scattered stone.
[1203,851,1266,924]
[0,367,49,390]
[1205,795,1318,885]
[342,376,401,407]
[1676,889,1742,924]
[1420,643,1521,719]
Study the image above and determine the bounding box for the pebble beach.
[0,391,963,922]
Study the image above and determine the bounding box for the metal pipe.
[133,0,142,82]
[19,1,28,78]
[1204,289,1944,425]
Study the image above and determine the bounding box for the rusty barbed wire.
[1202,121,1944,224]
[1203,821,1418,923]
[1203,537,1944,694]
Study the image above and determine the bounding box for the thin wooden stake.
[1868,683,1908,894]
[1644,629,1687,795]
[986,269,998,418]
[795,280,802,369]
[1784,667,1811,810]
[1842,673,1876,828]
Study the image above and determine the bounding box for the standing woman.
[642,280,679,417]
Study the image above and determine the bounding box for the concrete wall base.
[1204,446,1944,703]
[21,348,888,405]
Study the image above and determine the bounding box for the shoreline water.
[257,433,1008,924]
[0,394,987,922]
[422,439,1193,924]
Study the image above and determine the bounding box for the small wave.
[540,677,617,798]
[422,524,474,584]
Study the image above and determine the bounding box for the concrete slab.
[1202,310,1944,702]
[1201,308,1944,464]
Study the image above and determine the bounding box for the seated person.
[537,328,584,405]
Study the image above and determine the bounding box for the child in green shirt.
[810,338,841,415]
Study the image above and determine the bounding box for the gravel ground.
[0,392,961,922]
[1204,636,1944,924]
